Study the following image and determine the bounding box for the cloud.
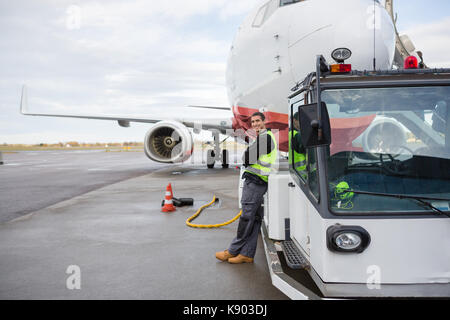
[1,1,250,143]
[1,1,239,108]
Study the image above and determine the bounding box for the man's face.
[251,115,266,134]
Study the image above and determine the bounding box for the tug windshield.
[322,86,450,215]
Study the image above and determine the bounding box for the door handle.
[288,182,295,188]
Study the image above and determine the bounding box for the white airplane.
[21,0,420,167]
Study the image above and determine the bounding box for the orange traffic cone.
[168,183,174,199]
[162,183,176,212]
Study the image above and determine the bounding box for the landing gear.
[206,130,230,169]
[207,150,215,169]
[222,149,229,169]
[207,149,229,169]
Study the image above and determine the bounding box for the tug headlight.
[335,233,362,251]
[331,48,352,63]
[327,225,371,253]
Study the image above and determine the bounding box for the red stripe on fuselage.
[232,106,376,156]
[232,106,289,152]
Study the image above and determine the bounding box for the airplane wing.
[187,105,231,111]
[20,86,233,133]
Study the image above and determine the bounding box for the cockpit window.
[252,4,268,27]
[252,3,268,27]
[280,0,304,7]
[252,0,279,28]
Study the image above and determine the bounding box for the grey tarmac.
[0,151,287,300]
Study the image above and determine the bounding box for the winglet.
[20,85,28,115]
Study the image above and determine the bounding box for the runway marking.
[88,168,112,172]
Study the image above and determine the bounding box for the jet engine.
[361,116,408,157]
[144,121,193,163]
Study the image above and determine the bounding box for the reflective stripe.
[257,159,273,167]
[289,130,307,169]
[247,130,278,182]
[246,166,270,177]
[294,160,306,168]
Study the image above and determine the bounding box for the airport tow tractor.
[260,51,450,299]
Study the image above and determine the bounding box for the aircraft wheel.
[222,149,229,169]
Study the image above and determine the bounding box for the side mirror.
[298,102,331,148]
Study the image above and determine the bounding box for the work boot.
[215,250,236,262]
[228,254,254,264]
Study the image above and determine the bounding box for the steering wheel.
[387,145,415,157]
[379,145,415,174]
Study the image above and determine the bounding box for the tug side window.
[307,148,319,199]
[290,104,320,201]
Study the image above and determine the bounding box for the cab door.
[289,177,311,256]
[288,100,320,257]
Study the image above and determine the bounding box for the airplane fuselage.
[226,0,396,151]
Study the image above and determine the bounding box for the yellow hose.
[186,196,242,229]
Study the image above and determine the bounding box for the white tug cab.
[260,52,450,299]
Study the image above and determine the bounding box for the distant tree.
[67,141,80,147]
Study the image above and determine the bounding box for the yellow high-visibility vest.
[289,129,306,172]
[245,130,278,183]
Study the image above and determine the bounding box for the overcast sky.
[1,0,449,144]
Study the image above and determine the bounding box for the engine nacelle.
[144,121,194,163]
[361,116,408,156]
